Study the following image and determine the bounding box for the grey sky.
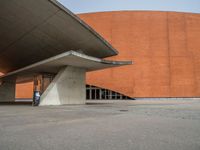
[58,0,200,14]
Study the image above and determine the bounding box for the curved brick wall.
[79,11,200,98]
[14,11,200,98]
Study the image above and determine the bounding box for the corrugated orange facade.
[15,11,200,98]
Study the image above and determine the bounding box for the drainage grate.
[119,110,128,112]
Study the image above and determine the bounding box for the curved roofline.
[48,0,118,56]
[77,10,200,15]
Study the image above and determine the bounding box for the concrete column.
[39,66,86,106]
[0,79,16,102]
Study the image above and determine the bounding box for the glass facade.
[86,85,133,100]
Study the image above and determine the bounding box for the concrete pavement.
[0,99,200,150]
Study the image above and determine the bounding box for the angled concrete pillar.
[39,66,86,106]
[0,79,16,102]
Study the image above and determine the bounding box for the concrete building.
[16,11,200,99]
[2,1,200,101]
[0,0,131,105]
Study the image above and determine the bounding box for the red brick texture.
[16,82,33,98]
[79,11,200,98]
[6,11,200,98]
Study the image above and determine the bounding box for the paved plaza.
[0,99,200,150]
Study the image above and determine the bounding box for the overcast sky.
[58,0,200,14]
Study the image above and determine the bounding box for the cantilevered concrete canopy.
[0,51,131,82]
[0,0,132,105]
[0,0,118,73]
[0,51,131,105]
